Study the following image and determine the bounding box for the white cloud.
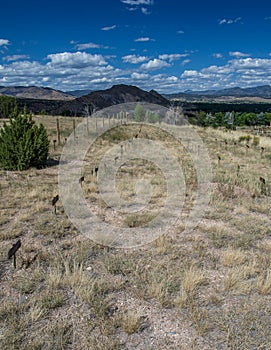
[201,65,232,74]
[219,19,232,25]
[121,0,153,14]
[219,17,242,25]
[229,57,271,70]
[229,51,250,58]
[152,74,164,82]
[1,43,271,94]
[213,53,223,58]
[166,76,178,82]
[0,39,10,47]
[3,54,30,62]
[181,59,190,66]
[159,53,188,62]
[75,42,100,50]
[47,52,107,68]
[122,54,149,63]
[177,57,271,91]
[101,25,116,31]
[141,7,151,15]
[181,70,199,77]
[121,0,153,5]
[134,37,154,42]
[140,58,170,70]
[90,77,110,83]
[131,72,149,79]
[177,30,184,34]
[0,53,121,91]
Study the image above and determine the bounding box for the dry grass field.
[0,115,271,349]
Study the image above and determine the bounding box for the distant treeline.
[0,96,18,118]
[192,111,271,128]
[177,101,271,127]
[181,101,271,114]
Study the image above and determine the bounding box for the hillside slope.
[0,86,75,101]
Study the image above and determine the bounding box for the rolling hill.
[0,86,75,100]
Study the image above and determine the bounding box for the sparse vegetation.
[0,114,271,349]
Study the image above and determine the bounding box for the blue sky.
[0,0,271,93]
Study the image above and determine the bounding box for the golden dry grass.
[0,115,271,349]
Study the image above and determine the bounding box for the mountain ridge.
[1,84,271,101]
[59,84,169,115]
[14,84,169,115]
[164,85,271,100]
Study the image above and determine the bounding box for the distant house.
[206,112,213,123]
[224,111,234,126]
[256,112,265,125]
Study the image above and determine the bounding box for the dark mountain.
[65,89,94,97]
[165,85,271,101]
[80,84,168,106]
[58,84,169,115]
[0,86,75,100]
[18,84,169,115]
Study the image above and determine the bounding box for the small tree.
[0,110,49,170]
[134,103,145,122]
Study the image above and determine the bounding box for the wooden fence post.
[56,118,61,145]
[73,119,76,140]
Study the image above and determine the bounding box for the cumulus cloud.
[134,37,155,42]
[178,57,271,91]
[3,54,30,62]
[101,25,116,31]
[0,39,10,47]
[166,76,178,82]
[159,53,188,62]
[47,52,107,68]
[122,54,149,63]
[0,51,121,91]
[219,17,242,25]
[131,72,149,79]
[229,51,250,58]
[140,58,170,70]
[1,45,271,94]
[181,70,199,77]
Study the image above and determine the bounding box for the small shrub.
[0,110,49,170]
[252,136,260,146]
[238,135,251,143]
